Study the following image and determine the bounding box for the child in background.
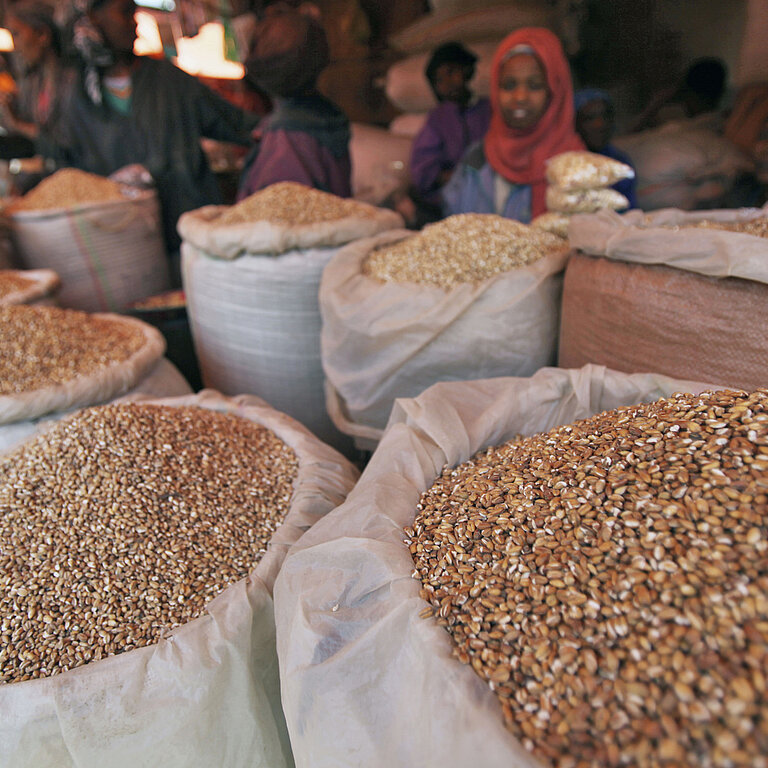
[237,7,351,200]
[409,42,491,218]
[442,27,584,223]
[574,89,637,209]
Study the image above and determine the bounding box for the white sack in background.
[320,229,568,445]
[388,112,428,139]
[275,365,717,768]
[349,123,414,205]
[0,390,359,768]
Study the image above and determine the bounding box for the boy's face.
[90,0,138,57]
[576,98,614,152]
[432,62,469,103]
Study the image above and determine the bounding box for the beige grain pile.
[0,305,146,395]
[407,388,768,768]
[0,271,35,300]
[0,402,298,683]
[363,214,568,288]
[219,181,378,225]
[6,169,126,213]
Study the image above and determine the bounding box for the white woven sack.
[320,228,568,445]
[9,190,170,312]
[274,364,719,768]
[0,389,359,768]
[177,200,403,260]
[384,41,497,114]
[0,268,59,305]
[0,357,192,455]
[0,314,166,426]
[182,243,350,452]
[349,123,414,206]
[569,206,768,281]
[388,112,428,139]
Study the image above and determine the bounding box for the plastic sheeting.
[275,365,717,768]
[320,229,568,446]
[0,389,360,768]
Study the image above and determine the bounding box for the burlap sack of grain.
[178,192,402,453]
[0,311,191,453]
[384,42,496,114]
[560,207,768,388]
[0,389,359,768]
[0,269,59,305]
[8,189,169,312]
[274,365,715,768]
[321,227,568,449]
[612,122,753,211]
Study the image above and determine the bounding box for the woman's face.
[6,16,50,67]
[497,53,550,132]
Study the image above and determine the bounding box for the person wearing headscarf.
[0,1,74,153]
[409,42,491,211]
[574,88,637,209]
[237,7,351,200]
[48,0,257,264]
[442,27,584,222]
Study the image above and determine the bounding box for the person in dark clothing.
[237,7,351,200]
[574,88,637,209]
[48,0,257,262]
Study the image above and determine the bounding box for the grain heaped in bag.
[7,169,170,312]
[178,182,403,452]
[321,214,569,447]
[275,365,734,768]
[0,304,190,452]
[0,390,359,768]
[0,268,59,305]
[560,207,768,388]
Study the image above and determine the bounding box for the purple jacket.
[410,97,491,204]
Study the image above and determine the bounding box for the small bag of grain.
[6,169,169,312]
[321,213,569,449]
[178,181,403,454]
[0,268,59,305]
[560,206,768,389]
[0,390,359,767]
[0,304,190,452]
[275,365,749,768]
[530,211,570,239]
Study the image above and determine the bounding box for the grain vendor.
[409,42,491,215]
[236,6,351,200]
[46,0,258,268]
[442,27,584,223]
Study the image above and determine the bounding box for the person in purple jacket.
[409,42,492,220]
[237,7,351,200]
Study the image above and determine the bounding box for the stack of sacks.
[321,213,569,449]
[0,390,359,768]
[560,205,768,389]
[0,304,191,452]
[273,365,752,768]
[532,151,634,239]
[5,169,170,312]
[178,181,403,454]
[0,268,59,306]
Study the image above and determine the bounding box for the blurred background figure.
[574,88,637,208]
[0,1,73,160]
[407,41,491,224]
[630,57,728,133]
[237,5,351,200]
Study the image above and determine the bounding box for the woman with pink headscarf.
[442,27,584,222]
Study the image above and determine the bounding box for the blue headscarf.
[573,88,611,115]
[70,0,115,106]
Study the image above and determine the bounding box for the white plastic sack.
[0,314,166,426]
[0,389,359,768]
[9,190,170,313]
[0,357,192,455]
[320,228,568,445]
[274,365,717,768]
[0,269,59,305]
[569,206,768,281]
[613,122,753,210]
[384,42,497,114]
[349,123,414,205]
[388,112,429,139]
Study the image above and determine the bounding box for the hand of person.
[109,164,155,189]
